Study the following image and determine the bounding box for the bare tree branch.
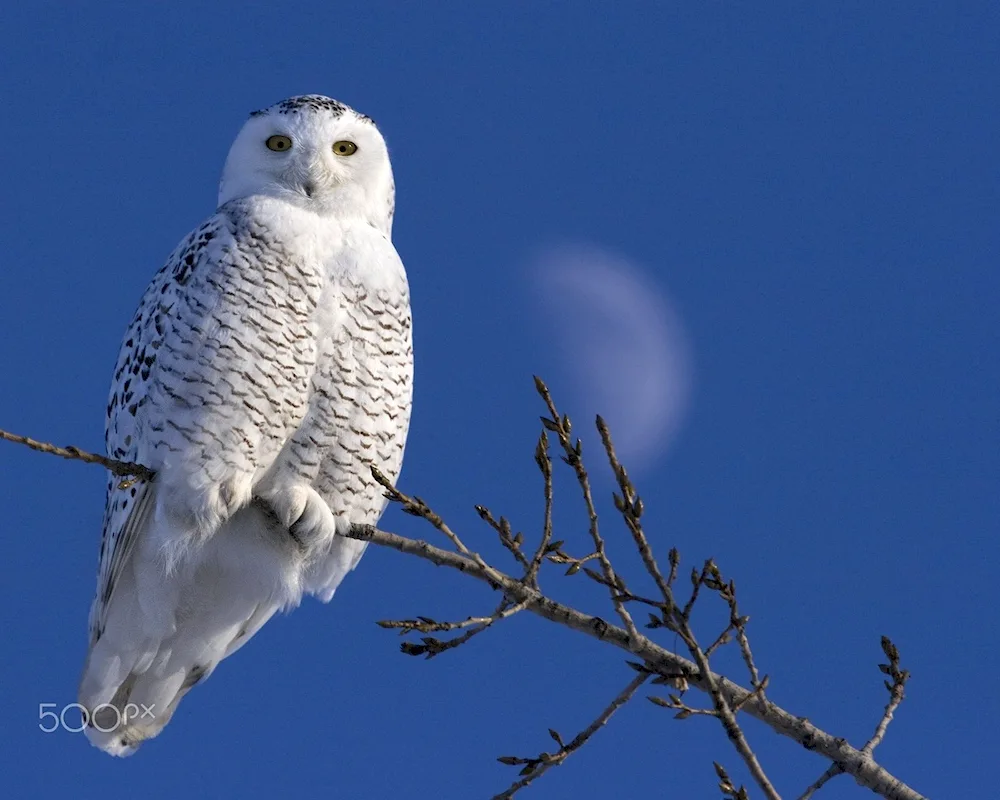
[534,377,642,643]
[657,560,780,800]
[345,521,924,799]
[525,429,554,587]
[797,636,911,799]
[492,672,649,799]
[596,414,672,604]
[474,504,532,573]
[0,379,926,800]
[377,598,530,658]
[596,395,777,797]
[865,636,910,754]
[0,427,153,483]
[374,469,509,590]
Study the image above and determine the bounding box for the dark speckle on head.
[249,95,369,121]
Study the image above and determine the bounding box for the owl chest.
[303,283,413,504]
[315,283,411,416]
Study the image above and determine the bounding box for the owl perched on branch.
[78,95,413,755]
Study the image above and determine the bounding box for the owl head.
[218,95,395,233]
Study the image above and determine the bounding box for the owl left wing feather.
[88,217,226,644]
[89,202,320,643]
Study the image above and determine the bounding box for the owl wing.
[88,203,319,643]
[88,220,216,644]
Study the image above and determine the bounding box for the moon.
[530,244,693,471]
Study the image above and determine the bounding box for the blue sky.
[1,3,996,798]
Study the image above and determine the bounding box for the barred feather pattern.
[79,95,413,756]
[79,95,413,755]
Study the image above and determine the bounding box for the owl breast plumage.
[79,95,412,755]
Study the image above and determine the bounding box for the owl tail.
[78,501,303,756]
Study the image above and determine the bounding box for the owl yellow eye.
[332,140,358,156]
[265,135,293,152]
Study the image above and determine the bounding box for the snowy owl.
[77,95,413,755]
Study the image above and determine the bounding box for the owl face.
[219,96,394,231]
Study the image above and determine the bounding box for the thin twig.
[797,637,909,799]
[671,614,781,800]
[475,504,531,572]
[545,546,599,576]
[864,636,910,754]
[492,672,649,799]
[667,547,680,588]
[526,429,554,587]
[616,588,672,611]
[377,606,524,634]
[734,613,764,690]
[597,415,673,606]
[534,377,641,642]
[731,676,770,713]
[371,465,509,589]
[664,557,777,797]
[797,764,844,800]
[648,694,718,719]
[715,762,753,800]
[705,625,735,657]
[380,599,530,659]
[715,572,767,695]
[682,560,712,620]
[0,427,154,482]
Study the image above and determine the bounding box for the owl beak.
[302,181,317,198]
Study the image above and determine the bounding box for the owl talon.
[256,483,337,556]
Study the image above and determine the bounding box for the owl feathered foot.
[253,482,338,556]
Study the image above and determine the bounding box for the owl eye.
[265,135,293,152]
[332,140,358,156]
